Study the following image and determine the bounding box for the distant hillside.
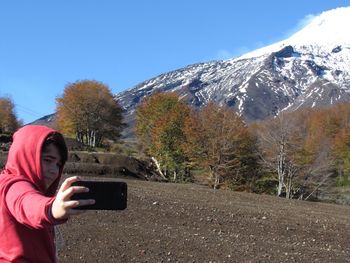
[30,113,57,128]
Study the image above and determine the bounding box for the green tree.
[56,80,124,147]
[135,92,191,181]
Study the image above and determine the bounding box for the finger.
[77,199,95,207]
[64,200,80,209]
[62,186,89,200]
[64,199,95,210]
[59,176,81,192]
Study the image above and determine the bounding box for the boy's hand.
[51,176,95,220]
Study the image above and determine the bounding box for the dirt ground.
[56,176,350,263]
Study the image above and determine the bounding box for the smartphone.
[71,181,127,210]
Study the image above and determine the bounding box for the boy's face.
[41,143,63,189]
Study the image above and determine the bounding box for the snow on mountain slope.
[240,7,350,59]
[116,6,350,135]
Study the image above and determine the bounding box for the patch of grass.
[336,174,350,187]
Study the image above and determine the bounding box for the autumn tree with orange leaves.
[56,80,124,147]
[316,103,350,187]
[183,102,259,189]
[0,97,21,134]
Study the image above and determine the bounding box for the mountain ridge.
[33,7,350,138]
[115,7,350,133]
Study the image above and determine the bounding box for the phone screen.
[71,181,127,210]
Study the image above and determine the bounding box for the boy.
[0,125,94,262]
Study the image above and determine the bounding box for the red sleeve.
[5,180,67,229]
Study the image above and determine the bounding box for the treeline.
[0,80,124,148]
[136,93,258,189]
[1,81,350,200]
[136,92,350,199]
[252,105,350,199]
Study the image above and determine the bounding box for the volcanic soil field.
[57,176,350,263]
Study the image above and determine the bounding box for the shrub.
[254,176,278,195]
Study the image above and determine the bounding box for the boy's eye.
[43,158,57,165]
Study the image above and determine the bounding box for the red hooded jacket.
[0,125,67,263]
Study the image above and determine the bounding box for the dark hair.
[42,132,68,163]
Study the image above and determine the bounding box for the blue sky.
[1,0,350,124]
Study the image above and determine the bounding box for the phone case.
[71,181,127,210]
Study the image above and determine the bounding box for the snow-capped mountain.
[117,7,350,129]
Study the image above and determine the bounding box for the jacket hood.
[0,125,67,196]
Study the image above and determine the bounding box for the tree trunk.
[76,131,83,144]
[286,173,292,199]
[91,130,96,147]
[214,174,220,190]
[151,157,168,181]
[277,139,286,197]
[209,166,217,189]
